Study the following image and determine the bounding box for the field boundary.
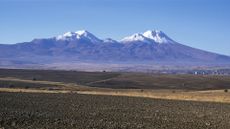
[0,87,229,103]
[77,90,230,103]
[0,88,71,94]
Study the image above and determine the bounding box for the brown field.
[0,71,229,103]
[1,92,230,129]
[0,69,230,129]
[0,87,230,103]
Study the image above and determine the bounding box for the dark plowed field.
[0,92,230,129]
[0,69,230,90]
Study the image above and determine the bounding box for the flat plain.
[0,69,230,129]
[1,92,230,129]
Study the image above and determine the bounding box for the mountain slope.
[0,30,230,68]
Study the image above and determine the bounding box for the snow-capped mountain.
[121,33,152,43]
[143,30,175,44]
[56,30,102,43]
[0,29,230,69]
[121,30,175,44]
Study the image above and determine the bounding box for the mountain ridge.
[0,30,230,70]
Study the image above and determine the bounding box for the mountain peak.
[121,30,175,44]
[143,30,175,44]
[63,31,76,37]
[56,31,77,40]
[75,30,101,43]
[121,33,151,43]
[56,30,101,43]
[75,30,91,36]
[2,29,230,67]
[144,30,162,34]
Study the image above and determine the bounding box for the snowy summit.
[121,30,175,44]
[1,29,230,66]
[143,30,175,44]
[56,30,101,43]
[121,33,151,43]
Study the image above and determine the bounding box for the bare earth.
[0,69,230,129]
[0,77,229,103]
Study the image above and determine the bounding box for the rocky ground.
[0,92,230,129]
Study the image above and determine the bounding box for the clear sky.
[0,0,230,55]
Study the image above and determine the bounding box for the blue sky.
[0,0,230,55]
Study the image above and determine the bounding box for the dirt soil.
[0,92,230,129]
